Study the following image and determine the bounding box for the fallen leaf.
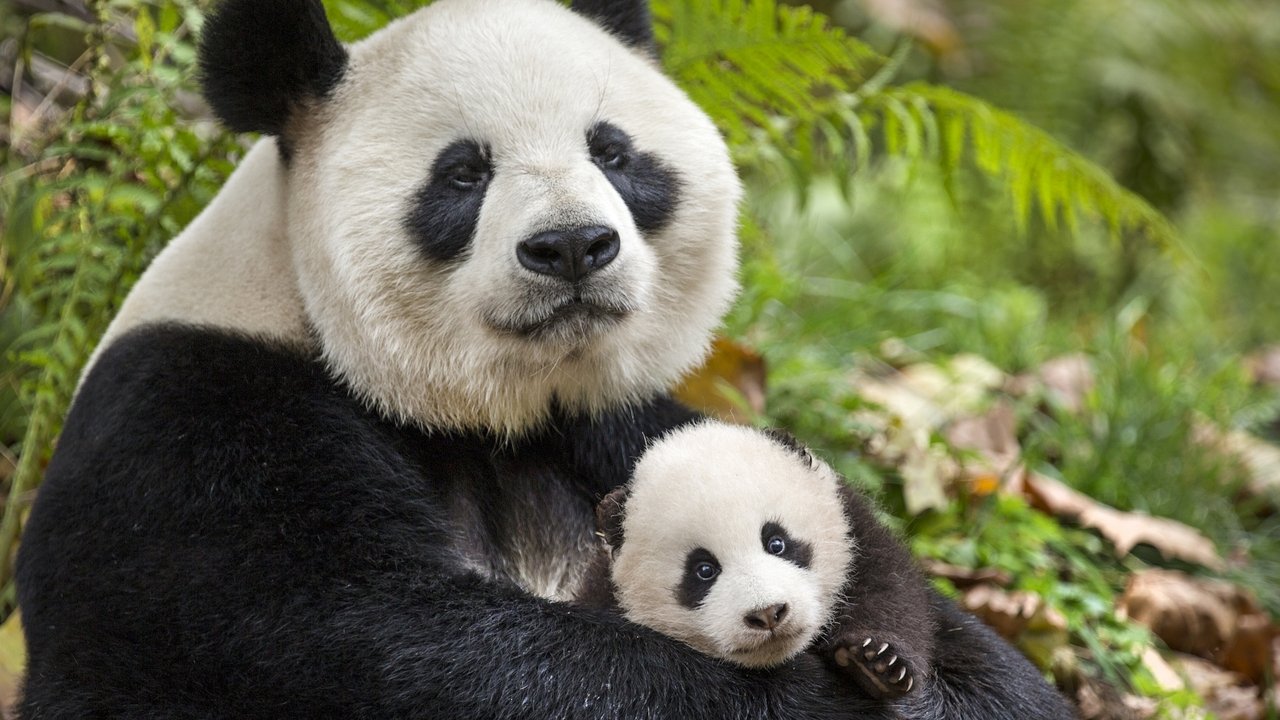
[1007,353,1095,414]
[1245,346,1280,387]
[1118,570,1239,659]
[1173,654,1265,720]
[1219,611,1279,685]
[1140,647,1183,691]
[1193,420,1280,501]
[674,336,766,424]
[852,354,1007,433]
[922,559,1011,588]
[1022,472,1224,569]
[946,399,1022,491]
[899,435,951,516]
[961,585,1068,668]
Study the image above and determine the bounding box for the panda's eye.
[447,164,490,191]
[694,562,718,581]
[766,536,786,556]
[592,143,627,170]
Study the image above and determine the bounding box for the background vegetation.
[2,0,1277,716]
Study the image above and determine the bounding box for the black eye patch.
[403,139,492,263]
[675,547,720,609]
[586,122,681,234]
[761,521,812,570]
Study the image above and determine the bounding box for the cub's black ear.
[595,485,629,551]
[571,0,656,55]
[762,428,818,470]
[198,0,348,138]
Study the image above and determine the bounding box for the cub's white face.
[612,423,854,668]
[284,0,741,434]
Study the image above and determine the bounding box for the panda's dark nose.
[517,225,619,282]
[744,603,789,631]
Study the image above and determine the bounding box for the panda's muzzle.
[517,225,620,283]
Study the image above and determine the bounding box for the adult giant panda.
[15,0,1075,718]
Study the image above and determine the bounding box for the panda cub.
[577,421,938,700]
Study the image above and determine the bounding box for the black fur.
[761,521,813,570]
[15,323,1075,718]
[815,483,940,700]
[588,121,681,234]
[571,0,657,54]
[676,548,721,609]
[404,140,493,263]
[198,0,347,148]
[764,427,819,469]
[595,484,629,551]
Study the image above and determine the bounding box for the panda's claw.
[830,635,919,700]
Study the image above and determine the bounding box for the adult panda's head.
[198,0,741,435]
[600,422,854,668]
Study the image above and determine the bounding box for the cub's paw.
[832,636,917,700]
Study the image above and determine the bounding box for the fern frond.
[654,0,1177,248]
[653,0,884,174]
[858,84,1179,247]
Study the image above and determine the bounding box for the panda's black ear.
[595,485,629,551]
[762,428,818,470]
[571,0,657,55]
[198,0,348,138]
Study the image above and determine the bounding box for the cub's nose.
[517,225,619,282]
[744,603,789,631]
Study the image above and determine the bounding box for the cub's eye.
[447,164,489,191]
[592,143,627,170]
[766,536,786,555]
[694,562,718,581]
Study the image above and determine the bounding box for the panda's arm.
[818,485,939,696]
[15,326,890,720]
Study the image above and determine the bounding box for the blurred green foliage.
[2,0,1278,713]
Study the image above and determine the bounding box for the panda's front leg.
[817,484,939,701]
[830,634,921,698]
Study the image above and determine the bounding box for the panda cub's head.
[197,0,741,435]
[601,422,854,668]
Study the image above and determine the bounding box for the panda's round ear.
[595,485,629,552]
[762,428,818,470]
[198,0,348,140]
[570,0,657,55]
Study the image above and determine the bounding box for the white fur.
[611,422,855,668]
[92,0,741,437]
[91,139,308,371]
[288,0,740,435]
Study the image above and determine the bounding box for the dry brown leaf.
[673,336,766,425]
[1245,346,1280,387]
[899,437,951,516]
[1022,472,1224,569]
[1219,611,1279,684]
[852,354,1006,433]
[1140,647,1184,691]
[961,585,1068,668]
[1173,654,1265,720]
[1119,570,1244,660]
[1007,353,1095,414]
[946,399,1022,493]
[1192,420,1280,501]
[921,559,1011,589]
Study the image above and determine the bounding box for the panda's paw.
[831,636,917,700]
